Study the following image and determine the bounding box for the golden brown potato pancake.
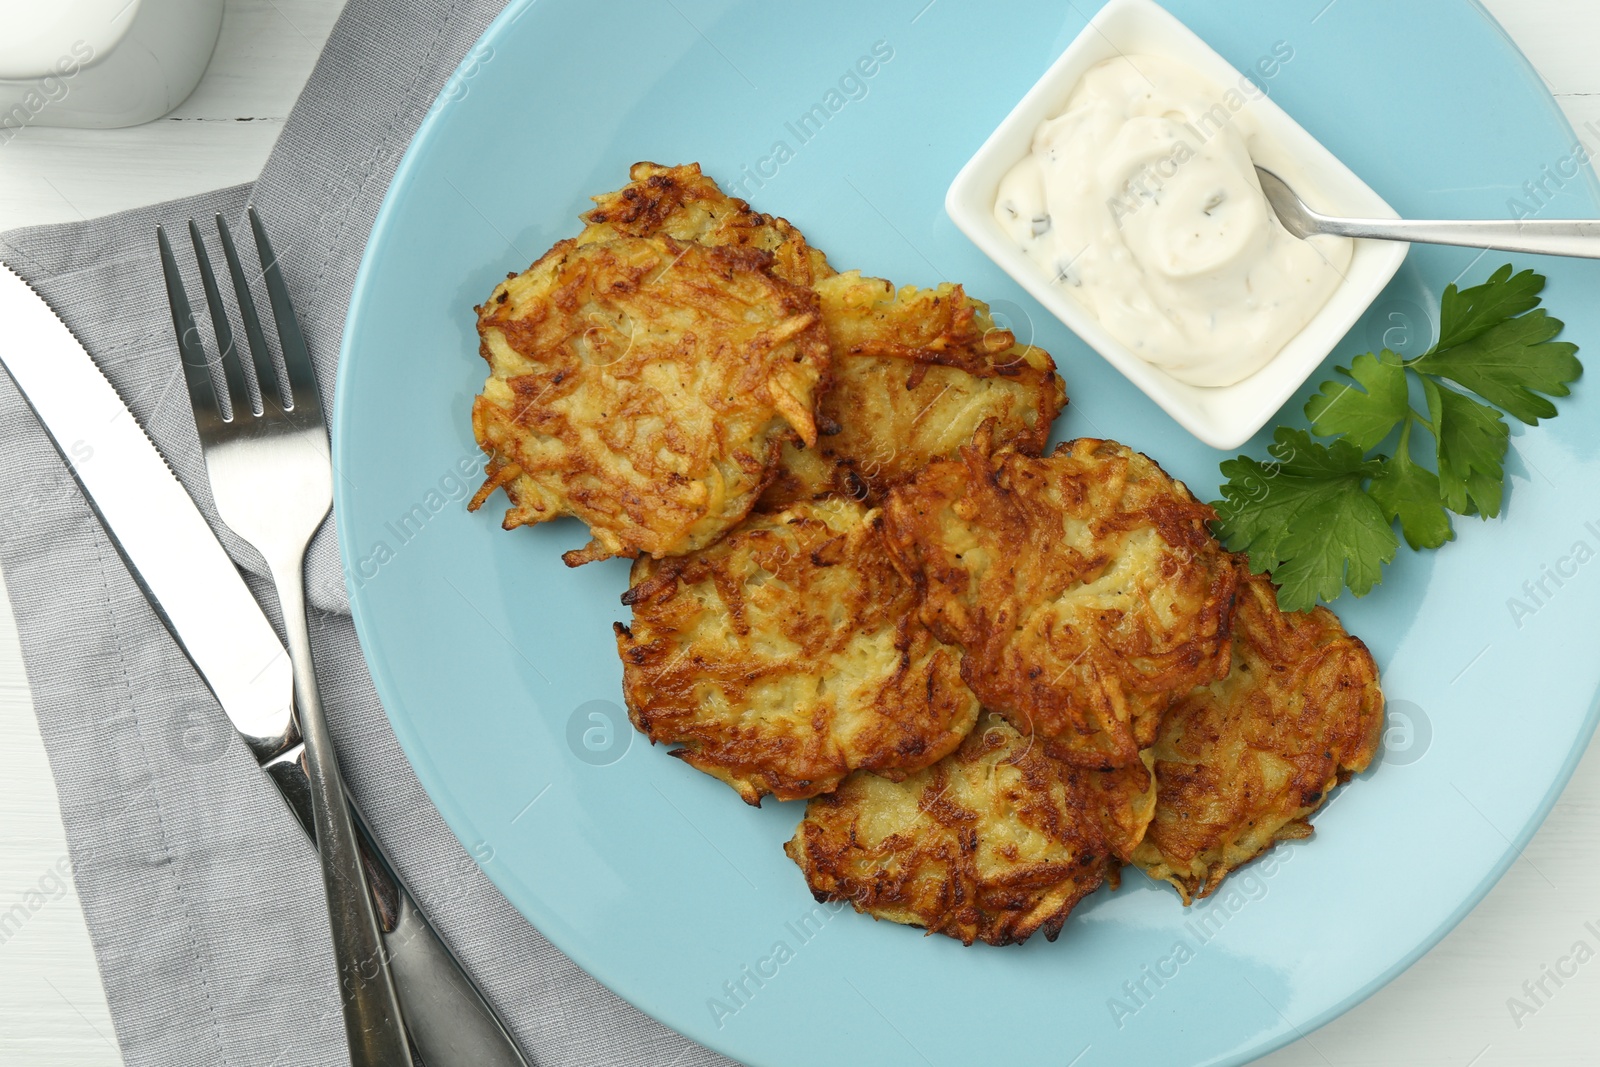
[469,234,829,566]
[761,271,1067,507]
[614,498,978,804]
[578,164,1066,507]
[1132,568,1384,903]
[786,712,1156,946]
[579,161,832,288]
[882,427,1237,770]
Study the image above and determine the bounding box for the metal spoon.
[1256,166,1600,259]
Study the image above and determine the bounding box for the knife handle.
[264,745,530,1067]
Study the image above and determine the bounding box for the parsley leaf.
[1214,263,1579,609]
[1423,378,1509,518]
[1213,429,1395,612]
[1433,264,1545,350]
[1368,436,1454,551]
[1305,350,1409,450]
[1410,308,1580,424]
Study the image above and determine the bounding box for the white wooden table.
[1,2,1597,1064]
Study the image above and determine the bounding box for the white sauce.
[994,54,1352,387]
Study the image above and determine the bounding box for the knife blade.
[0,263,295,758]
[0,261,529,1067]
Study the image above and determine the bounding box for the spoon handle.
[1316,216,1600,259]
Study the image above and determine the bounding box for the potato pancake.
[761,271,1067,507]
[579,161,832,288]
[1132,568,1384,903]
[579,164,1066,506]
[469,235,829,566]
[786,712,1156,946]
[614,498,978,804]
[882,427,1237,769]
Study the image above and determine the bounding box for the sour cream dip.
[993,53,1352,387]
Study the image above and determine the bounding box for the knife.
[0,261,529,1067]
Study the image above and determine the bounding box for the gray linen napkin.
[0,1,733,1064]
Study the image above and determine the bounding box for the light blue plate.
[334,2,1600,1064]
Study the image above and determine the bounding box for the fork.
[158,210,413,1067]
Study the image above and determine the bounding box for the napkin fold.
[0,1,732,1064]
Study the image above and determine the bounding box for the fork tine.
[158,225,225,429]
[188,220,256,421]
[248,207,321,417]
[215,213,285,413]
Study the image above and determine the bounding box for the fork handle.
[1317,216,1600,258]
[270,552,415,1067]
[264,747,531,1066]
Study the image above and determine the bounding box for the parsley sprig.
[1213,265,1582,612]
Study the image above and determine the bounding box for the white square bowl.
[945,0,1408,450]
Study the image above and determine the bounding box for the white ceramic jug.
[0,0,224,133]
